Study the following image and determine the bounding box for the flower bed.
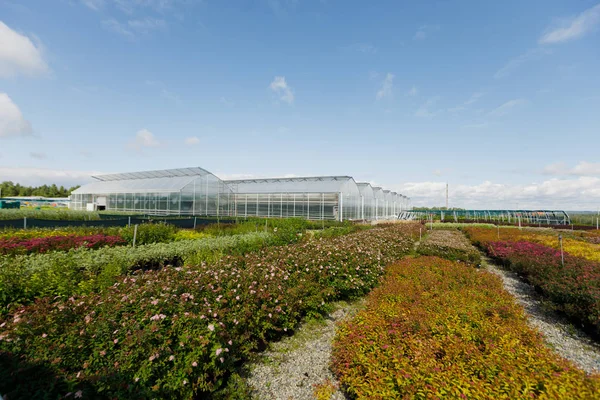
[486,240,600,335]
[417,229,481,264]
[331,256,600,399]
[464,226,600,263]
[0,234,126,256]
[0,224,419,399]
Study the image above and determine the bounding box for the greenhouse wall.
[226,176,361,221]
[357,183,375,221]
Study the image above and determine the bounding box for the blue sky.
[1,0,599,209]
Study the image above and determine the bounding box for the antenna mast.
[445,183,449,209]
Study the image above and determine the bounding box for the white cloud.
[448,92,483,113]
[543,161,600,177]
[110,0,201,13]
[413,25,440,40]
[0,166,100,187]
[102,19,134,38]
[494,48,551,79]
[128,17,167,33]
[376,73,394,100]
[463,92,483,105]
[128,128,160,151]
[220,97,234,106]
[395,177,600,210]
[30,151,46,160]
[488,98,527,117]
[184,136,200,145]
[407,86,418,96]
[540,4,600,44]
[269,76,294,104]
[0,21,48,78]
[103,17,166,38]
[415,96,440,118]
[81,0,104,10]
[0,93,33,138]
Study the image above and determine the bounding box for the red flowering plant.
[0,234,126,256]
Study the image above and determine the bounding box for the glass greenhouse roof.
[72,176,203,194]
[73,167,221,195]
[93,167,212,182]
[225,176,357,194]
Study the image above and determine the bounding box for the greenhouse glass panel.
[225,176,361,221]
[372,187,386,220]
[357,183,375,220]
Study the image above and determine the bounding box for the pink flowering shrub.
[486,240,600,336]
[0,234,126,256]
[0,223,420,399]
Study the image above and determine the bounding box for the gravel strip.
[483,257,600,374]
[247,301,364,400]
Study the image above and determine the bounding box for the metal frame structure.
[399,209,571,225]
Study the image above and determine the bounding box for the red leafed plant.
[0,234,126,256]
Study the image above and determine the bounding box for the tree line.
[0,181,80,198]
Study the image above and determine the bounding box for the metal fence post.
[133,224,138,248]
[559,234,564,267]
[23,217,27,230]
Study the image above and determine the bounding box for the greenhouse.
[225,176,361,221]
[70,167,233,216]
[71,167,410,221]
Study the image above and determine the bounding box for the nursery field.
[2,221,599,399]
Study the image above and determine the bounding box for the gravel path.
[247,301,364,400]
[484,258,600,374]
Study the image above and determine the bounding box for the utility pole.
[445,183,449,210]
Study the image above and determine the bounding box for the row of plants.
[464,227,600,336]
[417,229,481,264]
[0,209,102,221]
[0,223,420,399]
[486,240,600,336]
[0,223,178,245]
[464,226,600,262]
[0,234,126,256]
[0,232,272,308]
[331,256,600,399]
[0,219,370,308]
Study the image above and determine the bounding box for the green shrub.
[418,229,481,264]
[118,223,177,245]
